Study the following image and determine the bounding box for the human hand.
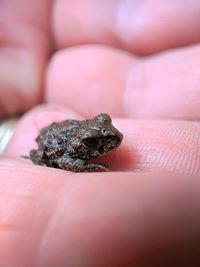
[1,0,200,266]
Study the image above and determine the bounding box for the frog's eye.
[101,128,107,135]
[83,138,99,148]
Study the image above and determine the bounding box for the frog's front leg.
[56,155,109,172]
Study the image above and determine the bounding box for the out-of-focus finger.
[53,0,200,55]
[46,45,200,120]
[0,0,51,118]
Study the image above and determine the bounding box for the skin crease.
[0,0,200,266]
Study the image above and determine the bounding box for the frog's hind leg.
[30,149,44,165]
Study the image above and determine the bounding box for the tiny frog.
[29,113,123,172]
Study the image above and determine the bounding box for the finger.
[53,0,200,55]
[46,44,200,120]
[0,159,200,266]
[4,105,200,176]
[0,0,51,119]
[46,45,134,118]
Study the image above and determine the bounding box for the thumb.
[0,0,51,119]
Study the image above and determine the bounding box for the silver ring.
[0,118,18,155]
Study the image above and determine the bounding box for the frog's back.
[36,120,80,150]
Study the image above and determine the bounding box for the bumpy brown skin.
[30,114,123,172]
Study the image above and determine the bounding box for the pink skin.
[1,0,200,266]
[46,45,200,119]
